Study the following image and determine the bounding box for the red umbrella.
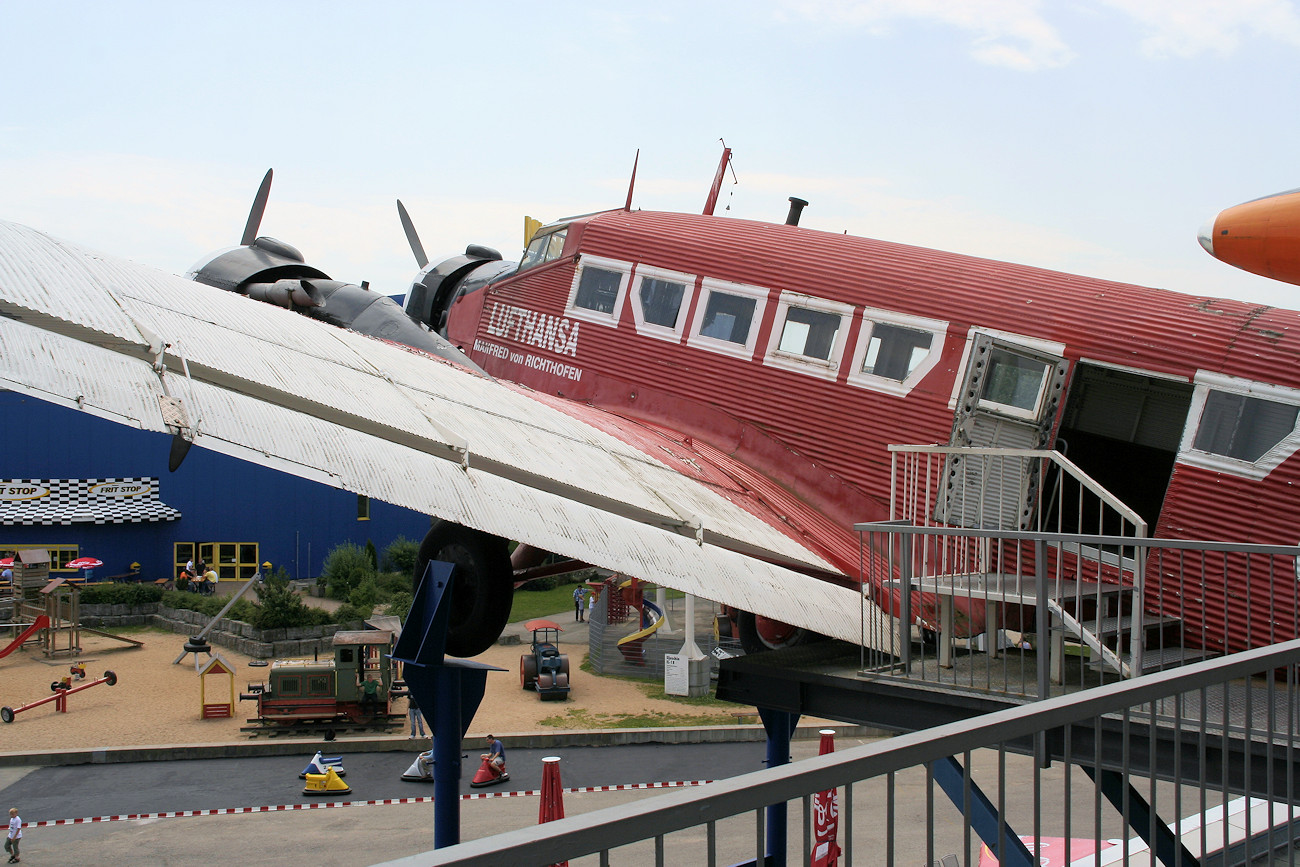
[64,557,103,570]
[0,557,13,567]
[538,756,568,867]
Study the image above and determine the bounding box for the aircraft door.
[939,334,1069,529]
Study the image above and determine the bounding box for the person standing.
[573,584,585,622]
[407,691,426,739]
[6,806,20,863]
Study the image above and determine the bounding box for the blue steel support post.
[759,707,800,867]
[391,560,504,851]
[933,755,1037,867]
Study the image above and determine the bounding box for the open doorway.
[1052,364,1193,533]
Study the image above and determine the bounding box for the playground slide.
[617,598,665,663]
[0,615,50,660]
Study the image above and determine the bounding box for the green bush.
[349,574,379,611]
[333,601,373,625]
[385,591,414,624]
[322,542,376,600]
[375,570,412,599]
[253,572,316,630]
[381,536,420,575]
[364,539,378,570]
[80,584,163,606]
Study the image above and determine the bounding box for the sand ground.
[0,605,743,754]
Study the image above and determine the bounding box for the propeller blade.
[397,200,429,268]
[241,169,274,246]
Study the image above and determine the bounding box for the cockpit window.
[518,228,568,272]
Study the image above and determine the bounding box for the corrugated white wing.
[0,220,891,647]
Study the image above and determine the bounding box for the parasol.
[64,557,103,570]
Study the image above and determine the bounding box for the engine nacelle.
[405,246,516,336]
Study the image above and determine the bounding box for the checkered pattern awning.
[0,478,182,526]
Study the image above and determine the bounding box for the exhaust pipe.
[785,197,809,226]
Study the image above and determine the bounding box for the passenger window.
[565,255,632,326]
[777,307,841,361]
[640,277,685,328]
[981,349,1050,415]
[574,267,622,314]
[863,323,933,381]
[700,292,757,344]
[1194,390,1300,462]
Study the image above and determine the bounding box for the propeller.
[397,199,429,268]
[241,169,274,246]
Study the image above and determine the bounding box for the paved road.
[0,741,774,823]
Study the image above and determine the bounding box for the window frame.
[564,254,632,327]
[846,307,948,397]
[1179,371,1300,480]
[629,264,696,343]
[762,291,854,381]
[517,227,569,273]
[687,278,770,361]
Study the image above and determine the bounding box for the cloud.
[779,0,1075,70]
[1100,0,1300,57]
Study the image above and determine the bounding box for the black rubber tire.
[1,707,12,724]
[736,610,818,655]
[104,670,117,686]
[415,521,514,658]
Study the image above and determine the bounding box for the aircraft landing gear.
[415,520,514,657]
[736,610,819,654]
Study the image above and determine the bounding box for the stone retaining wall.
[79,603,363,659]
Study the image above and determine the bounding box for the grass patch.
[577,656,736,709]
[508,585,586,624]
[537,707,737,729]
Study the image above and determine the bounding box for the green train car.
[242,629,397,724]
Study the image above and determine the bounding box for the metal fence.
[373,636,1300,866]
[857,524,1300,703]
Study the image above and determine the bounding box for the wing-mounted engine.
[185,170,484,371]
[397,200,516,337]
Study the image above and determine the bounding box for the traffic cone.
[811,729,841,867]
[299,750,346,779]
[302,765,352,796]
[538,756,568,867]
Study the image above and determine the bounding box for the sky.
[3,1,1300,309]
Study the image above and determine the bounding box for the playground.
[0,612,747,755]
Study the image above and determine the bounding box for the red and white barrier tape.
[28,780,713,828]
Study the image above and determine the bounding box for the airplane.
[1199,187,1300,286]
[3,152,1300,665]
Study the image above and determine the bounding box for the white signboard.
[664,653,689,696]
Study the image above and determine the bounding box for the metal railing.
[857,524,1300,702]
[373,637,1300,867]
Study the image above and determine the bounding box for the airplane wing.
[0,219,891,649]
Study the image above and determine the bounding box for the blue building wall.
[0,391,432,582]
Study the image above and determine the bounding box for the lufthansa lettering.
[484,303,580,358]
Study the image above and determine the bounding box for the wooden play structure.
[2,570,144,660]
[198,654,236,719]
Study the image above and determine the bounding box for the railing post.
[1036,539,1049,702]
[900,532,914,671]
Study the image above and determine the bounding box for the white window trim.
[948,327,1066,412]
[564,254,632,328]
[628,264,696,343]
[687,278,771,361]
[762,291,855,382]
[846,307,949,398]
[1177,370,1300,480]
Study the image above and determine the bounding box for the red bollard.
[538,756,568,867]
[811,729,841,867]
[1,670,117,723]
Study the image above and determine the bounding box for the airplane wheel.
[521,655,538,690]
[736,610,819,654]
[416,521,514,657]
